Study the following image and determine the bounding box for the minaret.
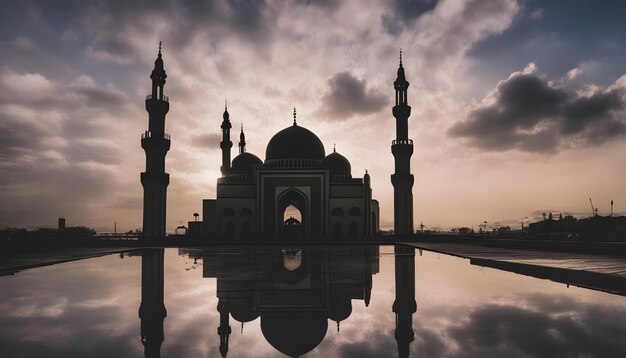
[141,42,171,237]
[139,249,167,358]
[392,245,416,358]
[220,102,232,176]
[238,123,246,154]
[217,299,232,357]
[391,50,414,236]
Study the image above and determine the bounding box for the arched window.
[331,208,344,216]
[241,222,252,237]
[332,223,341,238]
[349,207,361,216]
[223,208,235,216]
[348,221,358,237]
[240,208,253,216]
[225,222,235,237]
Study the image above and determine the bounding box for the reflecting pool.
[1,245,625,357]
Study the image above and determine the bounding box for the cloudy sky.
[0,0,624,232]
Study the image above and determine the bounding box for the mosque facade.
[190,105,380,239]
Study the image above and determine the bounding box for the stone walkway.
[410,242,626,296]
[0,247,137,276]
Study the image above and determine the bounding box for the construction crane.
[589,198,597,217]
[611,200,614,216]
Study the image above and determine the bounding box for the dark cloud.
[449,69,626,153]
[191,133,221,149]
[382,0,438,34]
[318,71,388,120]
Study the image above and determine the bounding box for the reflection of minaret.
[141,42,171,237]
[139,249,167,358]
[392,245,416,358]
[217,299,231,357]
[220,102,232,177]
[391,50,414,235]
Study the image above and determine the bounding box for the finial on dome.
[337,321,340,332]
[241,122,243,132]
[399,48,402,67]
[293,107,297,126]
[366,169,368,174]
[225,99,228,111]
[333,143,336,152]
[158,41,162,56]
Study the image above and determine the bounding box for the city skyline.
[1,0,625,232]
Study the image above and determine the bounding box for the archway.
[277,188,307,237]
[225,222,235,237]
[348,221,358,237]
[241,222,252,237]
[332,222,341,238]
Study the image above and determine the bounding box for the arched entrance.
[277,188,308,237]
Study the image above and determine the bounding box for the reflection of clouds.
[0,254,141,357]
[2,249,626,357]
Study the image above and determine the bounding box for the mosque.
[188,105,380,239]
[141,44,414,240]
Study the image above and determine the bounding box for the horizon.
[1,0,625,233]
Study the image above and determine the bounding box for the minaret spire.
[220,100,233,176]
[141,42,171,238]
[293,107,297,126]
[239,122,246,154]
[391,49,414,236]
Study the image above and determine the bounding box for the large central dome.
[265,124,326,161]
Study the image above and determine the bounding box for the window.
[349,207,361,216]
[331,207,345,216]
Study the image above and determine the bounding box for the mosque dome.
[321,150,351,175]
[261,314,328,357]
[232,152,262,172]
[265,125,326,162]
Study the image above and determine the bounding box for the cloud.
[191,133,221,149]
[447,300,626,358]
[317,71,388,120]
[0,70,143,229]
[448,64,626,153]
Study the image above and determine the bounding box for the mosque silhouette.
[141,44,414,240]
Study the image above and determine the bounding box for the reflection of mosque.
[200,246,379,357]
[138,246,419,357]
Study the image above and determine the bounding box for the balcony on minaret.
[146,94,169,103]
[142,131,171,140]
[141,130,172,156]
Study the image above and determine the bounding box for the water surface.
[1,245,625,357]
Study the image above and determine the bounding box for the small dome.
[230,301,259,323]
[232,152,262,172]
[328,301,352,322]
[321,151,351,175]
[265,125,325,161]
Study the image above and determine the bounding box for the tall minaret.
[392,245,416,358]
[391,50,414,236]
[220,102,232,176]
[141,42,171,237]
[139,249,167,358]
[238,123,246,154]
